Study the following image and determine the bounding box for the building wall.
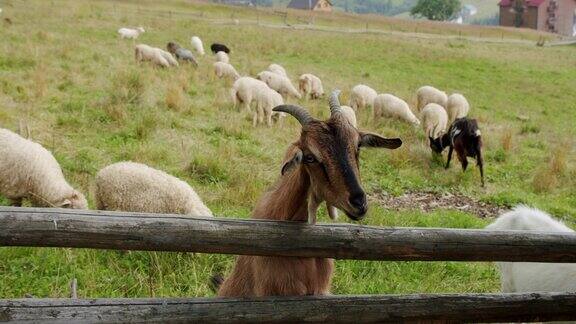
[499,0,576,35]
[556,0,576,35]
[500,6,515,26]
[499,4,538,29]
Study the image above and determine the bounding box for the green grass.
[0,0,574,298]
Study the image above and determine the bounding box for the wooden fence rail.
[1,293,576,323]
[1,207,575,262]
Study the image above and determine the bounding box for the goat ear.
[360,132,402,149]
[281,150,303,175]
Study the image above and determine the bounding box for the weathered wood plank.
[0,207,575,262]
[1,293,575,323]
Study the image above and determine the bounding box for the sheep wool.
[268,64,288,78]
[135,44,170,68]
[215,51,229,64]
[416,85,448,112]
[349,84,377,111]
[253,84,284,127]
[486,206,576,293]
[298,74,324,99]
[256,71,301,100]
[340,105,357,128]
[118,27,145,39]
[231,77,269,112]
[95,162,213,217]
[421,103,448,139]
[214,62,240,81]
[447,93,470,123]
[190,36,205,56]
[373,94,420,126]
[167,42,197,66]
[0,128,87,209]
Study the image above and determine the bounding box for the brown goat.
[217,90,402,297]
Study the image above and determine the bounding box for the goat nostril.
[349,193,367,210]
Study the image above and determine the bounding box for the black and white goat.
[430,117,484,186]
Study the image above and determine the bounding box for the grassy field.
[0,0,575,299]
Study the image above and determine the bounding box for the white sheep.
[0,128,87,209]
[486,206,576,293]
[158,48,179,67]
[135,44,178,68]
[231,77,269,112]
[373,94,420,126]
[214,62,240,81]
[95,162,213,217]
[118,27,145,39]
[416,85,448,112]
[447,93,470,123]
[421,103,448,139]
[298,74,324,100]
[256,71,301,100]
[340,105,357,128]
[190,36,205,56]
[215,51,229,64]
[268,63,288,78]
[349,84,377,112]
[252,84,284,127]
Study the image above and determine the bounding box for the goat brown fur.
[217,90,402,297]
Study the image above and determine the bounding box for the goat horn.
[329,89,342,116]
[273,105,314,126]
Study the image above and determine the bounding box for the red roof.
[499,0,546,7]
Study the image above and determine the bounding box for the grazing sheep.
[190,36,205,56]
[373,94,420,126]
[447,93,470,123]
[349,84,377,112]
[486,206,576,293]
[95,162,213,217]
[421,103,448,146]
[268,64,288,77]
[416,85,448,112]
[135,44,177,68]
[215,51,229,64]
[252,84,284,127]
[211,43,230,54]
[256,71,301,100]
[118,27,145,39]
[231,77,269,112]
[214,62,240,81]
[431,117,484,186]
[167,42,198,66]
[0,128,87,209]
[298,74,324,99]
[340,105,357,128]
[157,49,179,67]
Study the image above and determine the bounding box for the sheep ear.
[360,132,402,149]
[281,150,303,175]
[60,199,72,208]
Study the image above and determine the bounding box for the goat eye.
[303,154,317,164]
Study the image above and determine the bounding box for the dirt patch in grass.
[369,191,507,218]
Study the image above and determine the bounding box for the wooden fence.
[0,207,575,322]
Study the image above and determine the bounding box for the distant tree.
[410,0,462,21]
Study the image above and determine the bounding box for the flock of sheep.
[0,24,573,300]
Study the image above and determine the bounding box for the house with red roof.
[499,0,576,35]
[287,0,333,12]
